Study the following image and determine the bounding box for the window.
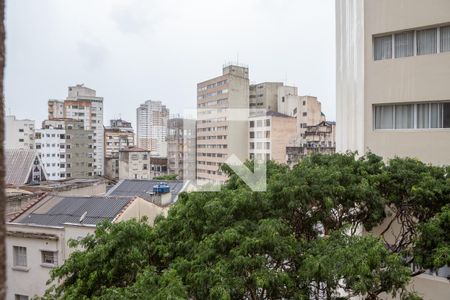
[265,119,270,126]
[13,246,27,267]
[374,105,394,129]
[374,102,450,130]
[395,104,414,129]
[41,250,57,265]
[374,35,392,60]
[395,31,414,58]
[15,295,29,300]
[143,164,148,170]
[417,104,429,128]
[18,129,24,132]
[441,26,450,53]
[256,120,263,127]
[249,132,255,138]
[417,28,437,55]
[249,121,254,128]
[18,139,24,142]
[302,112,307,117]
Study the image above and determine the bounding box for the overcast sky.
[5,0,335,128]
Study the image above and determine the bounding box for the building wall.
[335,0,365,154]
[277,86,299,116]
[249,82,283,111]
[6,225,64,300]
[48,85,104,175]
[136,100,169,156]
[36,127,65,180]
[167,118,197,180]
[6,223,96,300]
[363,0,450,165]
[119,150,151,180]
[271,116,297,163]
[5,116,35,150]
[104,127,134,179]
[249,114,297,164]
[196,65,250,183]
[116,197,168,225]
[36,119,95,180]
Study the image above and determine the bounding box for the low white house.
[6,194,171,300]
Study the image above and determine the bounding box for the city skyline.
[4,0,336,129]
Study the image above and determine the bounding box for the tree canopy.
[42,153,450,300]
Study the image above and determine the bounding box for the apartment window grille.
[13,246,27,267]
[441,25,450,52]
[417,28,437,55]
[395,31,414,58]
[374,35,392,60]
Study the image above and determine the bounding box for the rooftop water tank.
[153,182,170,194]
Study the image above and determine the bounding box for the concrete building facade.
[249,82,283,111]
[336,0,450,166]
[167,118,196,180]
[286,121,336,166]
[136,100,169,157]
[118,147,151,180]
[248,111,297,164]
[104,119,134,179]
[6,194,170,299]
[196,64,250,183]
[336,1,450,298]
[5,116,35,150]
[48,84,104,175]
[36,119,95,180]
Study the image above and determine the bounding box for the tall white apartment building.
[35,125,64,181]
[5,115,35,150]
[48,84,104,175]
[136,100,169,157]
[35,119,95,180]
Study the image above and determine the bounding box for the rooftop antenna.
[237,52,239,65]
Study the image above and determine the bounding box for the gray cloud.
[77,41,109,70]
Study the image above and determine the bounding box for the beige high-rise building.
[336,0,450,166]
[337,1,450,299]
[196,64,249,183]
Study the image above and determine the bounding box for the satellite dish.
[79,211,88,223]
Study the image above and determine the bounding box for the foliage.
[153,174,178,180]
[42,153,450,299]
